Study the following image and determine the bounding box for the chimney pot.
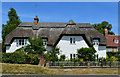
[34,16,39,25]
[104,28,108,37]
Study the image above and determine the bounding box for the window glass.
[114,39,119,44]
[19,39,21,45]
[70,38,72,44]
[70,54,72,59]
[22,39,24,45]
[73,38,75,43]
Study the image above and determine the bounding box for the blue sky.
[1,2,118,41]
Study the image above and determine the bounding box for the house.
[105,29,120,52]
[5,16,107,59]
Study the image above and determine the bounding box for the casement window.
[93,40,99,45]
[16,39,27,47]
[70,54,72,60]
[70,37,75,44]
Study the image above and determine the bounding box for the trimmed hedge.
[107,51,120,61]
[2,51,40,65]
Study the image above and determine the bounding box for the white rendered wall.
[6,39,29,53]
[57,36,89,60]
[94,45,106,58]
[6,39,53,53]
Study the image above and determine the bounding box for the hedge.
[2,51,40,65]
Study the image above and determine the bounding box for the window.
[70,54,72,60]
[43,39,47,45]
[73,54,75,58]
[73,38,75,43]
[93,40,99,45]
[70,37,75,44]
[114,39,119,44]
[16,39,27,47]
[70,38,72,44]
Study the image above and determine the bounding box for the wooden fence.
[48,61,119,68]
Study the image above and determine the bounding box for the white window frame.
[16,39,27,47]
[93,40,99,46]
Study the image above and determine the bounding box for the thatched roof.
[5,20,106,46]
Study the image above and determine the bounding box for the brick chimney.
[34,16,39,25]
[104,28,108,37]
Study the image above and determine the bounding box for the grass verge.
[2,63,118,75]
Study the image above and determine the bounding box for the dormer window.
[16,39,27,47]
[93,40,99,45]
[114,39,119,44]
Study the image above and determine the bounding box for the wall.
[6,39,53,53]
[6,39,29,53]
[94,45,106,58]
[57,36,89,59]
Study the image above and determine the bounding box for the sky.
[1,2,119,41]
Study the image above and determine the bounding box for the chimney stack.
[34,16,39,25]
[104,28,108,37]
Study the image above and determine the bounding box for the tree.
[44,47,60,62]
[24,37,46,66]
[24,37,46,55]
[77,47,96,61]
[2,8,21,52]
[92,21,114,35]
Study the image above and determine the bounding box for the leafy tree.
[2,8,21,52]
[44,47,60,62]
[60,54,66,61]
[92,21,114,35]
[77,47,96,61]
[24,37,46,55]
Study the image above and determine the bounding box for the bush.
[30,54,40,65]
[2,51,29,64]
[60,54,66,61]
[77,47,96,61]
[2,51,40,65]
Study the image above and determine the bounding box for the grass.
[2,63,119,75]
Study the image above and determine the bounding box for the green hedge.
[2,51,40,65]
[107,51,120,61]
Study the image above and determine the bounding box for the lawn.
[2,63,118,75]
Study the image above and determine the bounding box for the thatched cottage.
[5,16,106,59]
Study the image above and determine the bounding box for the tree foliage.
[77,47,96,61]
[24,37,46,55]
[92,21,114,35]
[45,47,60,62]
[2,8,21,52]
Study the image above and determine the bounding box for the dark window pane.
[70,54,72,59]
[22,39,24,45]
[73,54,75,58]
[70,38,72,44]
[73,38,75,43]
[19,39,21,45]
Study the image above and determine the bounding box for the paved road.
[1,75,120,77]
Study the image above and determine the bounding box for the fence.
[49,61,119,67]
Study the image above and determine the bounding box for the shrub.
[2,51,40,65]
[60,54,66,61]
[77,47,96,61]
